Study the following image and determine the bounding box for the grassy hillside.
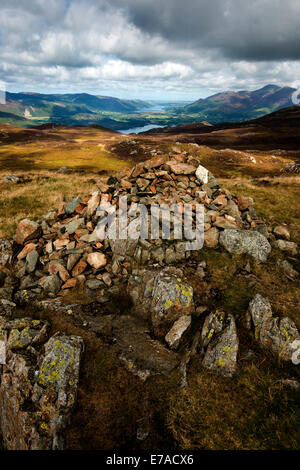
[0,124,131,172]
[181,85,296,123]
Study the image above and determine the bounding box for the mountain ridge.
[181,84,296,122]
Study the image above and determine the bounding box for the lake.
[119,124,164,134]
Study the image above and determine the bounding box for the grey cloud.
[108,0,300,61]
[0,0,300,98]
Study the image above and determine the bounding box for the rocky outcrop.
[0,313,83,450]
[246,294,300,362]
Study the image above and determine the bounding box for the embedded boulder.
[219,229,271,262]
[202,311,238,377]
[246,294,300,362]
[0,316,84,450]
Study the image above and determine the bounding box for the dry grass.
[167,362,300,450]
[0,125,130,172]
[220,175,300,239]
[0,170,118,238]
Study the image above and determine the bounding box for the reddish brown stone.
[213,194,227,206]
[16,219,41,245]
[204,227,219,248]
[49,262,70,282]
[237,195,253,211]
[144,155,168,169]
[62,278,77,289]
[72,259,87,277]
[17,243,37,260]
[120,179,132,189]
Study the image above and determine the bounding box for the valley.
[0,85,297,132]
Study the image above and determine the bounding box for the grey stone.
[110,239,139,257]
[219,229,271,262]
[86,279,104,290]
[110,315,179,379]
[274,240,297,255]
[165,247,176,264]
[165,315,191,349]
[277,259,299,279]
[40,275,61,295]
[65,196,81,215]
[253,223,269,238]
[0,299,16,316]
[150,268,194,329]
[151,247,165,264]
[34,334,83,409]
[226,200,242,223]
[63,217,85,234]
[57,166,72,174]
[202,313,238,377]
[0,239,12,266]
[25,250,39,273]
[247,294,300,362]
[67,253,82,272]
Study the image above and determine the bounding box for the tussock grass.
[0,170,112,238]
[167,363,300,450]
[220,176,300,236]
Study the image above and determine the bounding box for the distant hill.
[181,85,296,123]
[0,85,297,130]
[0,92,151,128]
[144,105,300,151]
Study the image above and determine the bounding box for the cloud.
[0,0,299,99]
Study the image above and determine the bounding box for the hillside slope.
[180,85,296,123]
[144,106,300,152]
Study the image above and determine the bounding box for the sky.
[0,0,300,100]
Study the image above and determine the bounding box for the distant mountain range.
[0,85,297,129]
[180,85,296,123]
[0,92,151,128]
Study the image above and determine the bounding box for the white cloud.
[0,0,299,99]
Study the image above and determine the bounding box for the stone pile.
[0,153,298,383]
[1,153,276,302]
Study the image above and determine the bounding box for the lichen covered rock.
[34,334,83,411]
[128,267,193,338]
[220,228,271,262]
[0,316,83,450]
[150,269,194,330]
[247,294,300,362]
[202,312,238,377]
